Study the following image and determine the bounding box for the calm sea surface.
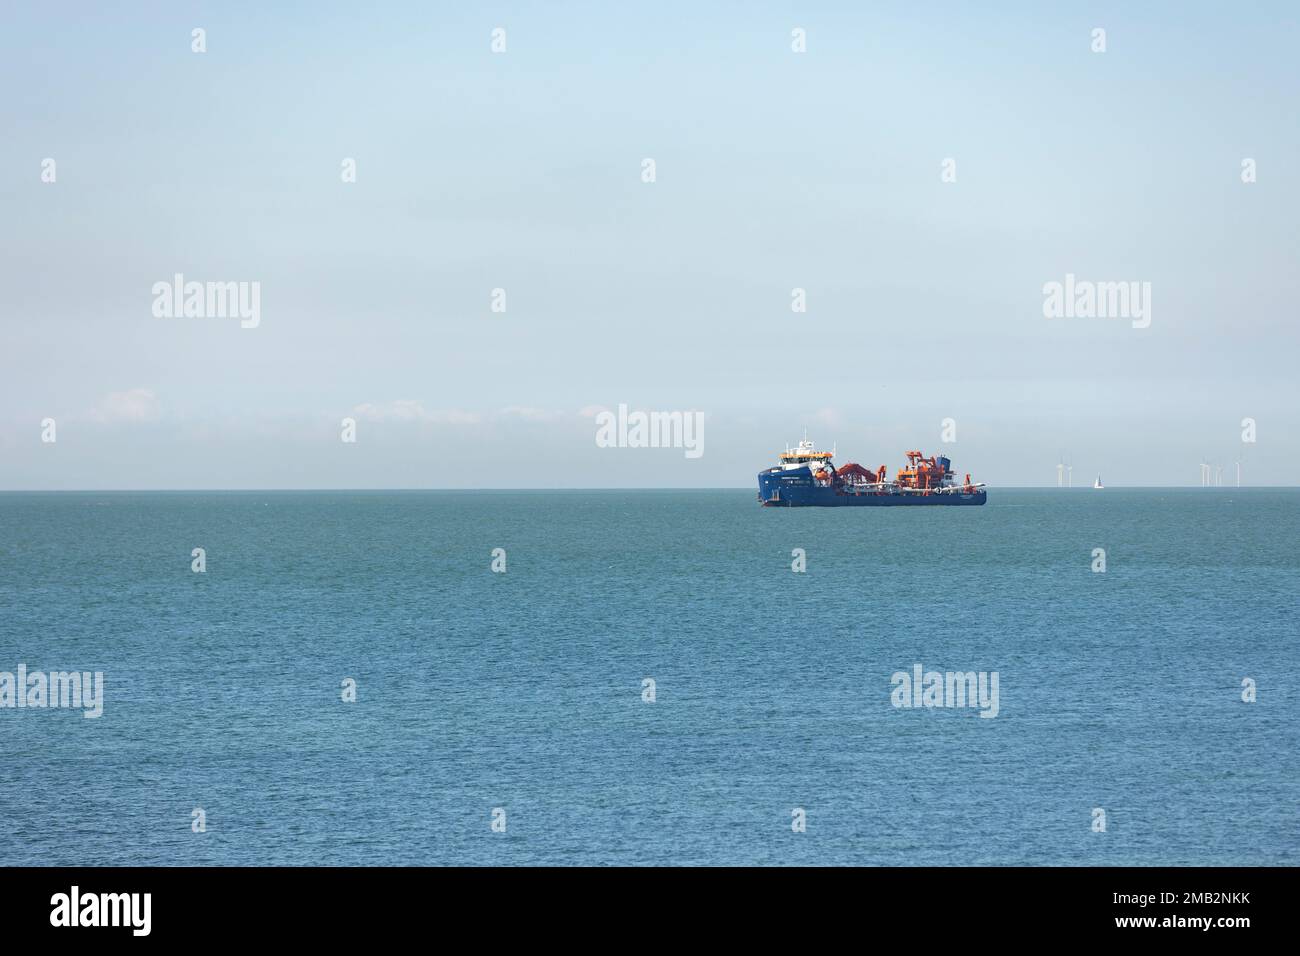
[0,489,1295,865]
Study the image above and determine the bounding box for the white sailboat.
[1093,474,1103,489]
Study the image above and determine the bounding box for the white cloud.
[351,400,480,425]
[91,388,159,423]
[496,406,563,422]
[351,401,572,425]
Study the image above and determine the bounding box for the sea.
[0,489,1295,866]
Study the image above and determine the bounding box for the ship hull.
[757,469,986,506]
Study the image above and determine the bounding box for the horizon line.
[0,486,1290,494]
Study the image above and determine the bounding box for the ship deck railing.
[837,481,982,495]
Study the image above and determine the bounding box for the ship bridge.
[778,437,835,465]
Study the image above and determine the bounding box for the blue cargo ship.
[758,438,987,507]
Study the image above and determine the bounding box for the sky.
[1,1,1297,488]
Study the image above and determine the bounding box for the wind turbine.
[1057,460,1064,488]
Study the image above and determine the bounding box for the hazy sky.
[2,2,1297,488]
